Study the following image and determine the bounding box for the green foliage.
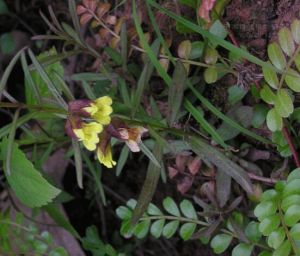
[254,168,300,255]
[0,32,15,54]
[0,210,68,255]
[0,138,61,208]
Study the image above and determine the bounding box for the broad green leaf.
[162,220,179,238]
[291,19,300,43]
[210,234,233,254]
[232,243,253,256]
[168,61,186,126]
[261,189,280,201]
[252,104,268,128]
[259,215,280,236]
[131,143,162,225]
[267,227,285,249]
[204,66,218,84]
[260,84,276,104]
[274,89,294,118]
[188,136,253,194]
[282,194,300,212]
[284,68,300,92]
[262,64,279,89]
[116,206,132,220]
[147,203,163,216]
[278,27,295,57]
[228,85,248,105]
[284,205,300,227]
[267,42,286,70]
[179,223,196,241]
[273,240,291,256]
[0,33,15,54]
[180,200,197,219]
[245,221,261,242]
[209,20,228,41]
[120,219,134,238]
[254,201,277,221]
[163,197,180,217]
[283,179,300,197]
[150,219,165,238]
[0,138,61,208]
[290,223,300,240]
[133,220,150,239]
[287,168,300,182]
[266,108,282,132]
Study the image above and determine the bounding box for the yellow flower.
[118,126,148,152]
[73,122,103,151]
[84,96,113,125]
[97,143,116,168]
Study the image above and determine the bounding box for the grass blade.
[72,139,83,189]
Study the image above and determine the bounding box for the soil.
[1,0,300,255]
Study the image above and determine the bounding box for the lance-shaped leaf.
[131,143,162,225]
[168,61,186,126]
[0,138,61,208]
[187,136,253,194]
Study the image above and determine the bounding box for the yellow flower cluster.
[71,96,116,168]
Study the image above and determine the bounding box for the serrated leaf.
[162,220,179,238]
[210,234,233,254]
[268,42,286,70]
[232,243,253,256]
[273,240,291,256]
[259,215,280,236]
[0,138,61,208]
[274,89,294,118]
[179,223,196,240]
[291,19,300,43]
[254,201,277,221]
[260,84,276,104]
[290,223,300,240]
[204,66,218,84]
[267,227,285,249]
[278,27,295,57]
[284,205,300,227]
[266,108,283,132]
[180,200,197,219]
[284,68,300,92]
[262,64,279,89]
[150,219,165,238]
[163,197,180,217]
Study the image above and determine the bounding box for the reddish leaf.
[80,13,93,25]
[177,176,194,194]
[76,5,87,15]
[187,157,202,175]
[198,0,216,22]
[168,166,179,179]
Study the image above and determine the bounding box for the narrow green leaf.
[131,143,162,225]
[267,42,287,70]
[0,47,25,98]
[216,171,231,208]
[274,89,294,118]
[0,138,61,208]
[116,145,129,176]
[168,61,186,126]
[188,136,253,194]
[120,23,128,71]
[68,0,82,42]
[278,27,295,57]
[210,234,233,254]
[266,108,283,132]
[163,197,180,217]
[162,220,179,238]
[72,140,83,189]
[140,142,161,168]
